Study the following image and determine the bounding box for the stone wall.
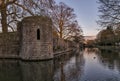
[53,38,75,52]
[0,32,20,58]
[0,16,53,60]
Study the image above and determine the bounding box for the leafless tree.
[51,2,82,39]
[98,0,120,28]
[0,0,54,32]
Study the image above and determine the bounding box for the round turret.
[20,16,53,60]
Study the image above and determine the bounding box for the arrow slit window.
[37,29,40,40]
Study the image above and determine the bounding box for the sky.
[56,0,100,36]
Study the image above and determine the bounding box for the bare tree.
[98,0,120,28]
[51,2,82,39]
[0,0,54,32]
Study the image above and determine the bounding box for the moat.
[0,48,120,81]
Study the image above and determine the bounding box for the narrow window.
[37,29,40,40]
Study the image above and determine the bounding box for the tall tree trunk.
[60,25,63,38]
[1,3,8,33]
[59,20,63,38]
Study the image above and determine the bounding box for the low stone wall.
[53,38,77,52]
[0,32,20,58]
[53,38,69,52]
[54,49,73,57]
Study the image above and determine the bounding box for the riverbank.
[54,49,73,57]
[97,46,120,52]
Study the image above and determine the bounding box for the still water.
[0,48,120,81]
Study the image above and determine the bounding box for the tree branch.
[14,2,34,16]
[8,24,15,32]
[6,0,17,6]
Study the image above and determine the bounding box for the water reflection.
[20,61,54,81]
[81,48,120,81]
[0,60,54,81]
[98,49,120,74]
[0,60,21,81]
[54,51,85,81]
[0,48,120,81]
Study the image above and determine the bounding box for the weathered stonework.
[0,32,20,58]
[0,16,74,60]
[19,16,53,60]
[0,16,53,60]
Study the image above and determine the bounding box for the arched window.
[37,29,40,40]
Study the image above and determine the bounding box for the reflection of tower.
[60,62,65,81]
[19,16,53,60]
[20,61,54,81]
[0,60,54,81]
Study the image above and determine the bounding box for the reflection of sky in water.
[54,48,120,81]
[80,48,120,81]
[54,52,85,81]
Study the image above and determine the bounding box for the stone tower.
[19,16,53,60]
